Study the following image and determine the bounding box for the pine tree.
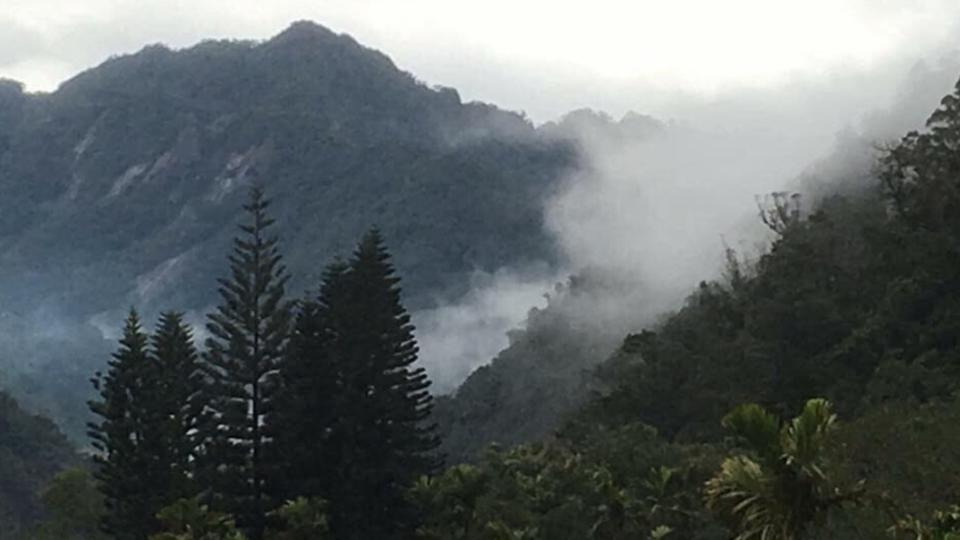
[88,309,155,540]
[146,312,204,503]
[288,229,440,539]
[199,186,292,540]
[272,260,349,500]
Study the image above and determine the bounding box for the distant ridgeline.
[0,21,576,435]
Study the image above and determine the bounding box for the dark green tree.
[0,390,79,538]
[272,260,349,500]
[325,229,440,539]
[88,309,155,539]
[274,231,438,538]
[145,312,204,504]
[150,497,246,540]
[199,186,292,540]
[268,497,332,540]
[30,467,108,540]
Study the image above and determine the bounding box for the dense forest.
[5,20,960,540]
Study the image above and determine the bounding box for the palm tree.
[704,399,863,540]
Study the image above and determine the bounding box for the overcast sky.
[3,0,960,121]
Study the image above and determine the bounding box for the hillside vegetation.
[0,391,78,538]
[419,74,960,539]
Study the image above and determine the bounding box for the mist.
[414,44,960,393]
[412,269,562,392]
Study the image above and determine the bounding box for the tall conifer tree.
[146,312,204,503]
[277,229,439,539]
[272,260,349,500]
[88,309,155,540]
[200,186,292,540]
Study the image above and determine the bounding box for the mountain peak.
[261,20,388,71]
[269,20,340,46]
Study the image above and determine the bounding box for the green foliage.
[0,391,77,539]
[705,399,863,540]
[895,506,960,540]
[273,229,439,539]
[150,498,245,540]
[720,404,781,461]
[830,399,960,533]
[88,309,159,539]
[270,262,347,500]
[28,467,107,540]
[146,312,204,502]
[412,444,652,540]
[199,187,293,539]
[267,498,331,540]
[566,80,960,538]
[588,182,960,441]
[150,497,332,540]
[414,426,724,540]
[879,75,960,239]
[87,309,203,539]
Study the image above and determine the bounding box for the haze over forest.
[4,3,960,540]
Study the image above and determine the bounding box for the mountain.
[0,21,575,435]
[0,21,574,313]
[0,391,78,538]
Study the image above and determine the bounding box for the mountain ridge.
[0,21,577,437]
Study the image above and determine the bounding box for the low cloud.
[413,267,562,393]
[415,42,960,392]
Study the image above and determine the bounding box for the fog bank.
[416,47,960,392]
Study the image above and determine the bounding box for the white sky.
[2,0,960,120]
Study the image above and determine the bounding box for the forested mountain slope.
[417,78,960,540]
[0,391,78,538]
[434,274,628,463]
[435,70,960,463]
[0,22,570,315]
[0,21,574,434]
